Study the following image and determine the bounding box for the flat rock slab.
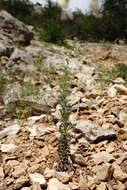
[73,120,117,143]
[0,120,21,139]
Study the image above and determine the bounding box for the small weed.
[100,40,113,50]
[38,21,66,45]
[6,101,33,119]
[34,55,46,72]
[21,83,39,98]
[102,63,127,81]
[0,69,8,97]
[58,59,75,171]
[97,63,127,88]
[64,43,75,50]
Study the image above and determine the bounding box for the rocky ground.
[0,10,127,190]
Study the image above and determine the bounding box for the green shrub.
[38,21,66,45]
[0,70,8,97]
[103,64,127,81]
[58,60,75,171]
[21,83,39,97]
[97,63,127,88]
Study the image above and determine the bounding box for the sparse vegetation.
[102,63,127,81]
[0,69,8,97]
[0,0,126,43]
[38,22,66,45]
[6,101,36,119]
[100,41,113,50]
[97,63,127,89]
[21,83,39,98]
[58,59,75,171]
[34,55,46,72]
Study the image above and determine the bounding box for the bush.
[113,64,127,80]
[21,83,39,97]
[98,63,127,86]
[0,69,8,97]
[38,21,66,45]
[58,60,75,171]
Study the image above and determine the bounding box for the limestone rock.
[116,182,126,190]
[96,163,113,181]
[0,167,4,179]
[113,164,127,182]
[3,82,21,105]
[32,183,42,190]
[12,165,26,178]
[0,120,21,139]
[93,151,115,164]
[1,143,17,153]
[27,115,48,125]
[0,10,33,45]
[114,84,127,95]
[96,183,107,190]
[55,171,71,183]
[29,173,46,186]
[14,176,29,189]
[73,120,116,143]
[28,125,55,137]
[107,86,117,97]
[47,178,71,190]
[10,48,34,64]
[44,168,56,179]
[0,183,7,190]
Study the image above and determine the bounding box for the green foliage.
[0,0,126,43]
[6,101,35,119]
[105,64,127,81]
[0,0,34,23]
[98,64,127,88]
[38,21,66,45]
[102,0,127,41]
[21,83,39,97]
[100,41,113,50]
[0,69,8,97]
[34,55,47,72]
[58,60,74,171]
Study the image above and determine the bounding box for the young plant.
[58,59,74,171]
[21,83,39,98]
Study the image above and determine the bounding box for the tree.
[102,0,127,40]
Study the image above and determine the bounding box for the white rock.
[55,171,71,183]
[96,163,113,181]
[114,84,127,95]
[113,164,127,182]
[119,109,127,123]
[10,48,33,65]
[27,115,46,125]
[28,125,55,137]
[14,176,29,189]
[0,120,21,139]
[114,77,125,84]
[93,151,115,164]
[3,82,21,105]
[12,165,26,178]
[0,167,4,179]
[21,188,31,190]
[32,183,42,190]
[1,143,17,153]
[96,183,107,190]
[107,86,117,97]
[73,120,116,143]
[47,178,71,190]
[29,173,46,186]
[44,168,56,179]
